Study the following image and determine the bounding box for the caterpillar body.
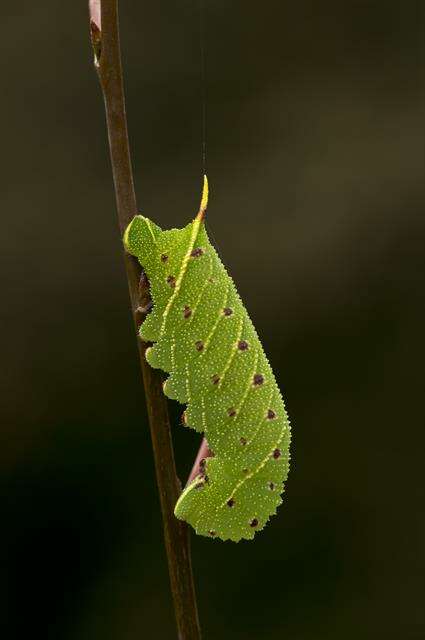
[124,177,291,542]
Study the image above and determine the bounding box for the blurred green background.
[1,1,424,638]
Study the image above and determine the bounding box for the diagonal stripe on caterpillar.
[124,177,291,541]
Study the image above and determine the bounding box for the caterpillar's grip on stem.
[124,178,291,541]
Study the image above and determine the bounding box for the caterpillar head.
[123,174,208,270]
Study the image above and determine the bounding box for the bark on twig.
[88,2,202,638]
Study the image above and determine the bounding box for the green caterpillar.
[124,177,291,541]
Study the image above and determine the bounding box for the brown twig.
[88,2,201,638]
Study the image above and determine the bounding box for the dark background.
[1,1,424,638]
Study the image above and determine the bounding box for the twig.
[88,2,202,638]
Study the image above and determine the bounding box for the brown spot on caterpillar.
[190,247,204,258]
[268,482,275,490]
[250,518,259,528]
[242,468,249,474]
[227,407,236,417]
[237,340,249,351]
[183,305,192,319]
[227,498,235,508]
[267,409,276,420]
[272,448,281,459]
[203,475,209,483]
[199,458,206,469]
[223,307,233,317]
[160,253,168,263]
[195,340,204,352]
[166,275,176,288]
[240,437,247,446]
[209,530,216,537]
[253,373,264,386]
[195,481,204,490]
[211,374,220,385]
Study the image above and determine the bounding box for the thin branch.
[88,2,202,638]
